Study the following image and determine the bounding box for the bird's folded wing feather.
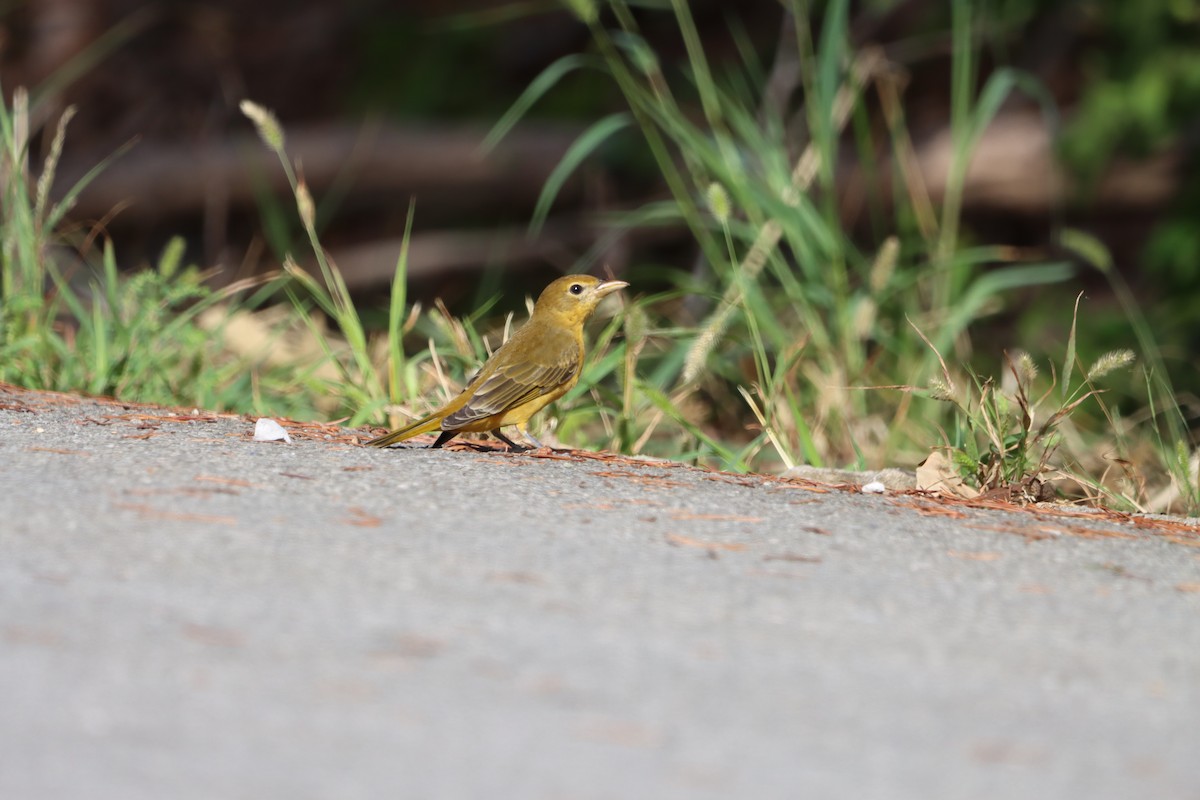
[442,340,580,428]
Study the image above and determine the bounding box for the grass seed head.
[869,236,899,294]
[295,180,316,231]
[929,377,956,402]
[1086,349,1136,381]
[705,182,731,225]
[1016,351,1038,386]
[239,99,285,154]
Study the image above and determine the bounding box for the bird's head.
[534,274,628,326]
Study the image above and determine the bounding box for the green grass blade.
[529,112,630,234]
[388,200,416,407]
[482,54,591,152]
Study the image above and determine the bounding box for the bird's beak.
[595,279,629,297]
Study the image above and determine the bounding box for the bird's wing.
[442,334,580,429]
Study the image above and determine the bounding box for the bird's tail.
[364,413,444,447]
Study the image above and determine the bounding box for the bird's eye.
[569,283,584,295]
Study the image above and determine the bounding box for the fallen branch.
[56,121,585,221]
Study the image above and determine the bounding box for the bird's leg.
[492,429,529,452]
[431,430,458,449]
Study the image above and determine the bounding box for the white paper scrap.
[253,418,292,443]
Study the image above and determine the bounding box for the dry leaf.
[916,450,980,499]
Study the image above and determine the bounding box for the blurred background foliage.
[3,0,1196,314]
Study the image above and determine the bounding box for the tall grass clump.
[487,0,1196,512]
[493,0,1067,463]
[0,84,329,417]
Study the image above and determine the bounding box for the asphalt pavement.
[1,384,1198,800]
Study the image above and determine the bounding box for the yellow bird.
[366,274,628,450]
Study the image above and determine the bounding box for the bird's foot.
[493,430,534,452]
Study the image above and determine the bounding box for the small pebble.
[861,481,886,494]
